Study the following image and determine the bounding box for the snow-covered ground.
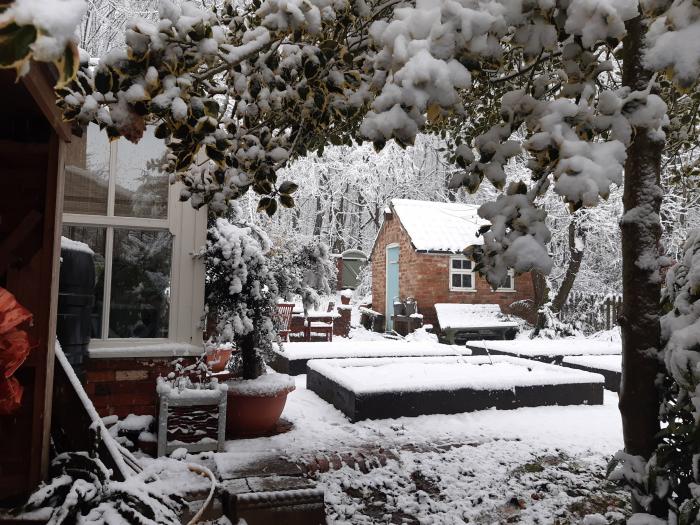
[138,328,627,523]
[212,373,626,522]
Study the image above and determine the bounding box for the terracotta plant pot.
[206,347,233,373]
[225,374,296,437]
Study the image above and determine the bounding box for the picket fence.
[559,292,623,332]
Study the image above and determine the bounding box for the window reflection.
[109,229,172,338]
[114,130,169,219]
[60,225,106,337]
[64,125,110,215]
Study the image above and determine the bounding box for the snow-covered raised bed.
[561,355,621,392]
[307,356,604,422]
[270,340,471,375]
[466,339,620,364]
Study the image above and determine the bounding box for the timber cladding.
[370,209,537,328]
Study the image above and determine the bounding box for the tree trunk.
[240,331,259,380]
[313,194,323,238]
[550,219,584,313]
[619,15,664,514]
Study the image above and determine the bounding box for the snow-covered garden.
[2,0,700,524]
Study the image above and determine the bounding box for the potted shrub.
[201,212,295,437]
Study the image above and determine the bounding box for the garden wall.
[371,211,537,327]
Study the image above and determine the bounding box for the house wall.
[85,356,198,418]
[371,211,537,328]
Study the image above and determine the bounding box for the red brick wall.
[371,211,536,328]
[85,356,196,418]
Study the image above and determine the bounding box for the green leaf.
[203,99,219,117]
[0,22,36,70]
[154,122,171,139]
[206,144,225,163]
[279,194,294,208]
[265,198,278,217]
[304,59,319,79]
[94,68,112,94]
[278,181,298,194]
[257,196,272,212]
[56,42,79,89]
[195,116,217,135]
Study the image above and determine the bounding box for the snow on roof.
[391,199,489,253]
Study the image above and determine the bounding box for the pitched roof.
[390,199,488,253]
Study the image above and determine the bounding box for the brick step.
[221,477,325,525]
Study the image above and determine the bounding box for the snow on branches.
[0,0,85,87]
[56,0,700,287]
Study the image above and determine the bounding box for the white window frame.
[497,269,516,292]
[62,132,206,350]
[449,256,476,292]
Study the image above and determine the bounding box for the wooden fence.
[560,292,623,332]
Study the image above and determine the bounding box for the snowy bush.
[610,230,700,522]
[268,237,336,313]
[200,210,278,379]
[17,452,182,524]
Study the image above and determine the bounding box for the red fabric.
[0,288,32,334]
[0,329,31,378]
[0,287,33,415]
[0,376,23,415]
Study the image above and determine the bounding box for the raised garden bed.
[307,356,604,422]
[435,304,519,344]
[269,341,471,376]
[466,339,620,365]
[562,355,621,392]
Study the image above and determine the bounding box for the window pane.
[452,274,461,288]
[64,124,110,215]
[452,259,462,269]
[61,225,106,338]
[114,128,169,219]
[462,274,472,289]
[109,229,172,338]
[463,259,472,269]
[502,274,512,289]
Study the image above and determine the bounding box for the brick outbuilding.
[370,199,536,331]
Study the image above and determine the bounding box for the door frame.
[385,243,400,331]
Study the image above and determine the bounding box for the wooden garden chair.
[275,303,295,342]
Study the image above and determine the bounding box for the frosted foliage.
[476,191,553,286]
[564,0,638,48]
[611,231,700,522]
[661,230,700,398]
[644,0,700,89]
[202,214,277,352]
[57,0,700,289]
[0,0,86,62]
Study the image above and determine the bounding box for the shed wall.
[371,212,537,328]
